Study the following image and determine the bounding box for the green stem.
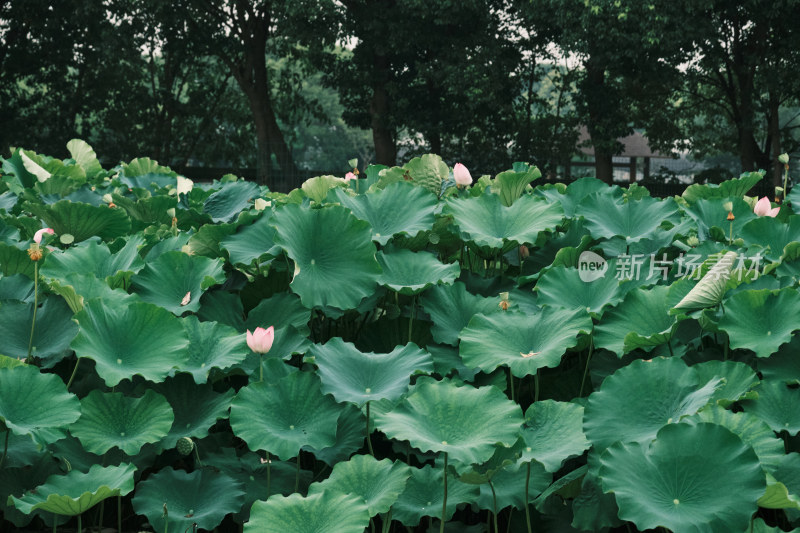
[667,339,674,357]
[266,452,272,499]
[193,442,203,468]
[65,357,81,391]
[534,373,540,402]
[26,261,38,359]
[77,513,82,533]
[366,402,375,456]
[579,337,594,397]
[440,452,448,533]
[524,462,533,533]
[0,430,8,469]
[784,165,789,203]
[729,220,733,246]
[259,354,264,383]
[509,369,515,403]
[118,495,122,533]
[381,510,392,533]
[295,455,301,493]
[407,295,414,342]
[489,479,499,533]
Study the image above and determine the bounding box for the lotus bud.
[519,245,530,258]
[344,172,356,183]
[102,193,113,204]
[247,326,274,354]
[779,153,790,165]
[453,163,472,187]
[33,227,54,244]
[753,197,780,218]
[686,236,700,247]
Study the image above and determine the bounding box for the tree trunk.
[768,90,782,190]
[584,60,614,184]
[370,52,396,166]
[429,131,442,156]
[594,149,614,184]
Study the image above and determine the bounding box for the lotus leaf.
[246,491,369,533]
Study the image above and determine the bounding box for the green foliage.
[4,145,800,533]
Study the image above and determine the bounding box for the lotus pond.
[1,141,800,533]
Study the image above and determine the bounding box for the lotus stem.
[380,510,392,533]
[26,261,39,360]
[0,429,8,470]
[534,373,540,402]
[524,462,533,533]
[77,513,82,533]
[579,338,594,397]
[366,401,375,456]
[784,165,789,203]
[489,479,499,532]
[728,220,733,245]
[667,339,674,357]
[266,452,272,499]
[118,495,122,533]
[194,442,203,468]
[295,454,300,493]
[407,295,414,343]
[509,370,515,403]
[259,354,264,382]
[65,357,81,390]
[440,452,448,533]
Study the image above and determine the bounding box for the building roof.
[577,126,670,159]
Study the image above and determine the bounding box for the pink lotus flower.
[344,172,356,182]
[753,197,780,217]
[247,326,274,354]
[453,163,472,186]
[33,228,54,244]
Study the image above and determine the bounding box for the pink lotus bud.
[33,228,54,244]
[345,172,356,182]
[453,163,472,186]
[246,326,274,354]
[753,197,780,217]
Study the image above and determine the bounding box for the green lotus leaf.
[220,211,281,265]
[66,139,103,178]
[419,282,498,345]
[308,455,410,516]
[41,237,145,288]
[180,316,248,383]
[583,357,720,450]
[521,400,590,472]
[271,204,381,311]
[245,291,311,335]
[333,181,438,244]
[599,422,764,533]
[235,327,310,378]
[301,175,346,202]
[718,288,800,357]
[376,248,459,295]
[681,170,762,204]
[9,463,136,516]
[0,364,80,437]
[491,165,540,206]
[70,389,173,455]
[26,200,131,242]
[390,464,479,526]
[579,193,680,243]
[203,180,261,222]
[749,517,800,533]
[131,250,225,315]
[110,194,176,229]
[0,297,77,362]
[374,378,523,465]
[759,474,800,510]
[198,290,245,330]
[536,177,614,218]
[459,309,592,378]
[150,373,233,449]
[48,272,139,314]
[71,299,190,387]
[690,360,759,407]
[132,467,245,533]
[0,242,36,279]
[0,457,65,527]
[742,380,800,435]
[684,405,784,474]
[230,371,341,460]
[246,491,369,533]
[187,213,257,258]
[202,449,313,523]
[302,403,365,467]
[683,197,756,241]
[445,193,563,250]
[0,273,33,301]
[535,265,625,316]
[593,285,681,357]
[758,336,800,384]
[673,251,737,311]
[311,339,433,407]
[473,460,551,512]
[740,215,800,261]
[770,454,800,513]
